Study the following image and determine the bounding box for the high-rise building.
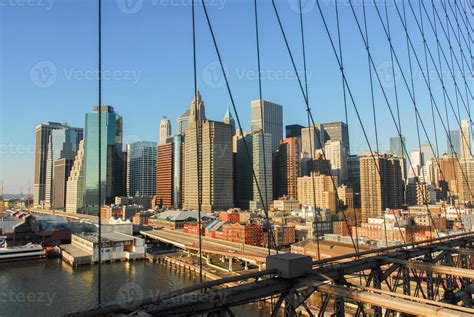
[156,142,174,208]
[173,135,184,209]
[126,141,157,197]
[421,143,436,163]
[177,91,206,135]
[324,140,348,183]
[52,158,74,210]
[301,124,325,158]
[297,173,338,213]
[285,124,305,138]
[409,150,423,179]
[359,153,404,222]
[389,136,405,157]
[159,116,172,144]
[184,95,233,212]
[460,119,472,159]
[250,132,273,211]
[456,158,474,203]
[66,140,85,213]
[447,130,461,156]
[235,134,254,209]
[275,137,301,199]
[322,121,350,155]
[251,99,283,152]
[34,122,83,207]
[83,105,124,214]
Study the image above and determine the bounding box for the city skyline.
[2,0,467,193]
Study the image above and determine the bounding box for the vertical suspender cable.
[191,0,203,284]
[253,0,272,255]
[97,0,102,308]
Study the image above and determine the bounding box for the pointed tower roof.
[223,105,234,122]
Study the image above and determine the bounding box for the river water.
[0,258,271,316]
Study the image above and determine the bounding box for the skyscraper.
[324,140,348,183]
[276,137,301,199]
[184,94,233,212]
[178,91,206,136]
[285,124,305,138]
[456,157,474,203]
[172,135,184,209]
[44,125,83,209]
[66,140,85,213]
[360,153,404,222]
[126,141,157,197]
[235,134,253,209]
[447,130,461,156]
[389,136,405,157]
[223,106,235,135]
[251,99,283,152]
[460,119,471,159]
[83,105,124,214]
[322,121,350,155]
[34,122,83,206]
[297,173,338,213]
[301,124,325,159]
[53,158,73,210]
[159,116,172,144]
[156,141,173,208]
[250,132,273,211]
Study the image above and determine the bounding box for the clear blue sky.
[0,0,470,194]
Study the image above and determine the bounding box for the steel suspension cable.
[253,0,272,256]
[298,0,321,260]
[199,0,279,251]
[191,0,203,284]
[97,0,102,307]
[374,1,467,232]
[406,0,474,201]
[271,0,362,256]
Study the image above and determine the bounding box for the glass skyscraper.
[83,105,124,214]
[448,130,461,156]
[126,141,157,197]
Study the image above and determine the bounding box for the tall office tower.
[297,173,338,213]
[0,182,4,212]
[66,140,85,213]
[420,143,436,163]
[324,140,348,183]
[322,121,350,155]
[456,158,474,203]
[172,135,184,209]
[347,154,361,208]
[184,99,233,212]
[159,116,172,144]
[409,150,423,179]
[301,124,325,158]
[34,122,83,206]
[389,136,405,157]
[178,90,206,135]
[447,130,461,156]
[433,155,457,194]
[83,105,125,214]
[52,158,74,209]
[126,141,157,197]
[249,132,273,211]
[461,119,472,159]
[251,99,283,152]
[43,126,83,209]
[156,141,174,208]
[285,124,305,138]
[359,153,404,222]
[275,137,301,199]
[235,134,254,209]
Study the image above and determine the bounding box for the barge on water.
[0,237,46,263]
